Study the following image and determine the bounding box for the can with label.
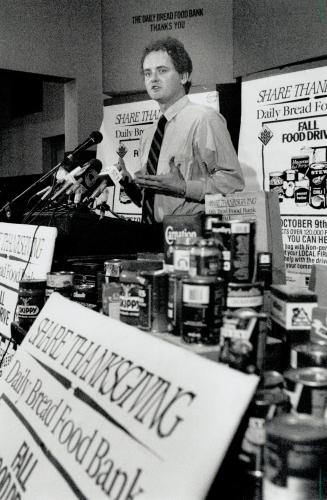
[239,388,290,497]
[71,262,101,310]
[264,413,327,500]
[307,162,327,209]
[181,276,225,345]
[104,259,122,283]
[167,273,183,336]
[284,367,327,418]
[294,176,310,205]
[283,169,297,198]
[290,341,327,369]
[189,238,222,277]
[220,310,268,374]
[226,282,264,314]
[269,171,284,202]
[261,370,285,392]
[16,279,46,331]
[172,236,198,275]
[102,282,120,320]
[163,213,203,271]
[211,220,255,282]
[119,271,140,326]
[291,155,310,176]
[138,270,168,333]
[46,271,74,300]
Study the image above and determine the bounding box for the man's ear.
[180,72,189,85]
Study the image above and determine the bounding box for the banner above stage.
[238,65,327,287]
[0,293,258,499]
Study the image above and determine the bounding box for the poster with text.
[239,66,327,287]
[0,223,57,339]
[0,293,258,499]
[97,92,219,221]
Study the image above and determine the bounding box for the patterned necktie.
[142,114,167,223]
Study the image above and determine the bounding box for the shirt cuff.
[185,180,205,201]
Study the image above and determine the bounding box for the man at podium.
[123,37,244,224]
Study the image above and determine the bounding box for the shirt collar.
[162,95,189,122]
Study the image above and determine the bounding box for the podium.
[29,207,163,260]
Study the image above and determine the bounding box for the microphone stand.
[0,159,66,221]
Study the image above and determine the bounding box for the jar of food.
[189,238,222,277]
[16,279,46,332]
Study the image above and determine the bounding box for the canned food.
[120,271,140,326]
[294,176,310,205]
[307,162,327,209]
[172,236,198,274]
[167,273,183,336]
[46,271,74,300]
[189,238,222,277]
[284,367,327,418]
[16,279,46,332]
[71,261,102,310]
[226,282,264,313]
[261,370,285,391]
[102,282,120,320]
[255,252,272,287]
[291,341,327,369]
[239,389,290,478]
[269,171,284,201]
[264,414,327,500]
[138,270,168,332]
[219,310,268,374]
[163,214,203,270]
[104,259,122,283]
[181,276,225,345]
[211,221,255,282]
[283,169,297,198]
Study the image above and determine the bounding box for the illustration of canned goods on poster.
[239,65,327,287]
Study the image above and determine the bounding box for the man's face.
[143,50,187,109]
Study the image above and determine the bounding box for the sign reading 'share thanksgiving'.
[0,293,258,499]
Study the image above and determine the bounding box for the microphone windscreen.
[90,131,103,145]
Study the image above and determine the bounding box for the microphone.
[69,159,102,203]
[82,176,112,206]
[52,159,102,202]
[107,164,142,207]
[57,131,103,175]
[51,165,84,200]
[65,131,103,162]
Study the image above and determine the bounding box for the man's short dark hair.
[141,37,193,94]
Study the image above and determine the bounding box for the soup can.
[181,276,225,345]
[46,271,74,300]
[284,367,327,418]
[264,413,327,500]
[291,341,327,369]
